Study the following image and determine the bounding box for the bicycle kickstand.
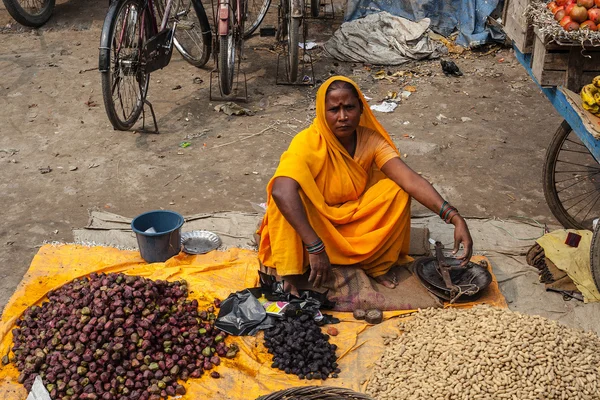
[141,99,159,134]
[140,85,159,134]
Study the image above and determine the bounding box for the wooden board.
[531,31,600,91]
[502,0,534,53]
[561,88,600,140]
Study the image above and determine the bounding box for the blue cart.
[513,46,600,232]
[513,44,600,291]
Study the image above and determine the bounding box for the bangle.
[438,201,449,218]
[305,238,326,254]
[445,209,459,224]
[441,206,456,221]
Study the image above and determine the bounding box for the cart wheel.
[543,120,600,230]
[589,222,600,292]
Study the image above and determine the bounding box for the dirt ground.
[0,0,564,313]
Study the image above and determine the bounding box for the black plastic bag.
[256,271,339,325]
[214,289,275,336]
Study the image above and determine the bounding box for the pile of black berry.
[263,315,340,380]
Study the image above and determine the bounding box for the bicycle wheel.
[2,0,54,27]
[543,120,600,230]
[157,0,212,67]
[310,0,318,17]
[286,6,299,82]
[100,0,150,131]
[243,0,270,38]
[218,2,236,95]
[589,222,600,292]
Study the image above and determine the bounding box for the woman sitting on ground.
[257,76,473,292]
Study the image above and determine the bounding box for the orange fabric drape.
[258,76,412,277]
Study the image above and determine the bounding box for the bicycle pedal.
[260,25,276,37]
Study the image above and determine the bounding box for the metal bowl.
[414,257,492,302]
[181,230,221,254]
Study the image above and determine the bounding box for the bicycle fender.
[290,0,302,18]
[99,0,124,72]
[218,0,229,35]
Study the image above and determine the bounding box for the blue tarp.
[345,0,503,47]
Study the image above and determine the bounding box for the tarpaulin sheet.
[344,0,502,47]
[0,245,506,399]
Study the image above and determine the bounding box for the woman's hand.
[451,215,473,267]
[308,252,332,288]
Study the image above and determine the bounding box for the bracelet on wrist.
[305,238,325,254]
[445,209,459,224]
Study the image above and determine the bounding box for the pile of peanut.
[366,306,600,400]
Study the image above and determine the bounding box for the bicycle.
[243,0,320,38]
[209,0,246,96]
[2,0,54,27]
[99,0,212,131]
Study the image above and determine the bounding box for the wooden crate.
[531,29,600,91]
[502,0,535,53]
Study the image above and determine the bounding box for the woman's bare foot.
[374,273,398,289]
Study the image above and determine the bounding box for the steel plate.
[181,230,221,254]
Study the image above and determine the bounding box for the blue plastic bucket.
[131,210,184,263]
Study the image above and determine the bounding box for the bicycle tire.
[100,0,150,131]
[589,222,600,293]
[543,120,600,230]
[157,0,212,67]
[243,0,270,38]
[219,33,235,95]
[217,1,237,96]
[310,0,318,17]
[287,12,299,82]
[2,0,54,27]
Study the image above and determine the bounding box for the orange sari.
[258,76,412,277]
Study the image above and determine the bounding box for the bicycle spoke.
[559,147,596,155]
[579,192,600,222]
[556,171,600,191]
[561,188,599,207]
[564,138,588,148]
[557,159,600,170]
[556,170,600,184]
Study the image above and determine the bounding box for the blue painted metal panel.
[344,0,503,47]
[513,45,600,163]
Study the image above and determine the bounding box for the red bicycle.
[212,0,246,95]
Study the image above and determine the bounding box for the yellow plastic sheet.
[0,245,506,399]
[536,229,600,303]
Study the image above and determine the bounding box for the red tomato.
[578,0,595,8]
[566,3,577,14]
[548,1,559,12]
[555,8,567,19]
[580,19,599,29]
[588,7,600,22]
[563,21,581,30]
[560,15,574,26]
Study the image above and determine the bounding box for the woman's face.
[324,88,362,141]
